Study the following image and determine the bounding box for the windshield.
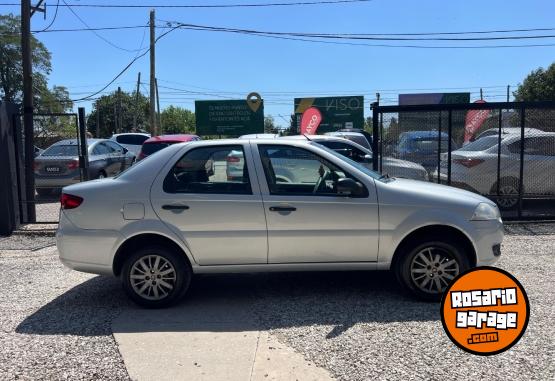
[42,145,79,157]
[311,142,381,180]
[461,136,499,151]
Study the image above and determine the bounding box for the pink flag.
[301,107,322,135]
[464,100,491,143]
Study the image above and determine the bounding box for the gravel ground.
[0,225,553,380]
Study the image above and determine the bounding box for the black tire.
[36,188,53,197]
[121,245,192,308]
[491,177,520,211]
[395,239,470,302]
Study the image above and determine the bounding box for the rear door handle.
[162,204,189,211]
[269,206,296,212]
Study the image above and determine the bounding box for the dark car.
[137,134,201,161]
[34,139,135,196]
[394,131,457,171]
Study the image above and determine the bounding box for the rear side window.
[116,135,149,145]
[163,145,252,194]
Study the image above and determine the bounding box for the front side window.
[258,145,367,197]
[164,145,251,194]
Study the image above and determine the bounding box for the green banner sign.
[195,99,264,137]
[294,96,364,133]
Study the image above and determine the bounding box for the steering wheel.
[313,168,331,194]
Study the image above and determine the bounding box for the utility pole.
[507,85,510,102]
[133,72,141,131]
[96,108,100,138]
[117,86,122,133]
[149,9,157,136]
[480,88,483,101]
[155,78,162,133]
[21,0,37,222]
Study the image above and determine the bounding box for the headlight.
[471,202,501,221]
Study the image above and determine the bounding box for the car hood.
[381,156,426,170]
[377,177,493,209]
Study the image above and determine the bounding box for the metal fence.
[14,110,88,224]
[371,101,555,220]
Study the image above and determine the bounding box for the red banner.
[464,100,491,143]
[300,107,322,135]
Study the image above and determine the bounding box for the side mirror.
[336,178,364,197]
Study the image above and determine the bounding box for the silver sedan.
[56,138,503,308]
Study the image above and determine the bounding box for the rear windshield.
[116,135,149,145]
[142,142,171,155]
[42,145,79,156]
[462,136,499,151]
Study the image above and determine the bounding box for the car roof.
[239,133,280,139]
[144,134,199,143]
[325,131,365,137]
[52,138,104,146]
[111,132,151,137]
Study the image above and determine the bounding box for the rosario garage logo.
[440,267,529,355]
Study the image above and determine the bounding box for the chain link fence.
[373,101,555,220]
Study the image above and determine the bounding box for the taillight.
[453,158,484,168]
[226,156,240,163]
[66,159,79,170]
[60,193,83,210]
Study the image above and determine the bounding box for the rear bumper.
[36,175,81,188]
[56,211,122,276]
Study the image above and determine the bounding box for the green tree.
[513,63,555,101]
[0,14,52,104]
[87,90,150,137]
[264,116,277,133]
[160,105,195,134]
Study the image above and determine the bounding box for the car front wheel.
[395,240,470,301]
[121,245,192,308]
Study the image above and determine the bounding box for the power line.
[36,0,60,33]
[61,0,145,52]
[0,1,374,9]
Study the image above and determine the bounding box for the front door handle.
[269,206,296,212]
[162,204,190,211]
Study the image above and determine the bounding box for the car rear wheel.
[395,240,470,301]
[491,178,519,210]
[121,245,192,308]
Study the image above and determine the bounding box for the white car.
[57,138,503,307]
[474,127,542,141]
[109,133,151,156]
[432,132,555,209]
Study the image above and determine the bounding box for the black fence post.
[379,112,384,173]
[447,110,452,186]
[518,107,525,219]
[78,108,89,181]
[371,102,379,172]
[496,109,502,197]
[437,112,442,184]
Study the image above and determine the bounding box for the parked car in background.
[137,134,200,161]
[34,139,135,196]
[57,138,503,307]
[394,131,458,171]
[110,133,151,156]
[233,134,428,181]
[474,127,542,141]
[325,130,372,149]
[432,132,555,210]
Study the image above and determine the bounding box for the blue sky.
[2,0,555,126]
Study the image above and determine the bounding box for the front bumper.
[471,219,504,266]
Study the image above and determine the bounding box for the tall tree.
[0,14,51,104]
[513,62,555,101]
[160,105,195,134]
[87,90,150,137]
[264,116,277,133]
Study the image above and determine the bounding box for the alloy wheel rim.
[497,185,518,208]
[130,255,177,301]
[410,247,460,294]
